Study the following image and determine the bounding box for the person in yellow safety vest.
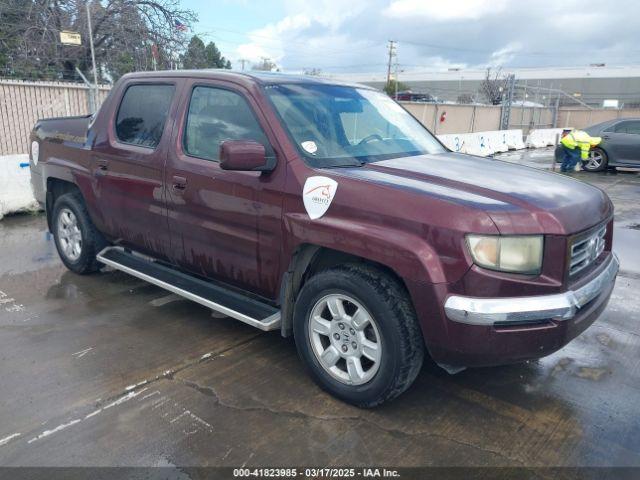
[559,129,602,172]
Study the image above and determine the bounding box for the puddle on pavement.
[613,226,640,276]
[0,213,59,276]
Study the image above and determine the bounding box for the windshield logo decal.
[301,141,318,155]
[303,176,338,220]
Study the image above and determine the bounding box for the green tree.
[180,37,231,69]
[111,52,136,79]
[0,0,36,77]
[205,41,231,69]
[182,35,208,69]
[383,79,409,96]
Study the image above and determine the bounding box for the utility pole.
[86,2,98,112]
[394,62,399,100]
[86,3,98,85]
[240,59,247,71]
[386,40,396,86]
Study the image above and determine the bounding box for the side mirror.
[219,140,274,172]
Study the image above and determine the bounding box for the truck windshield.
[265,83,445,166]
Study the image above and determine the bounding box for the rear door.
[603,120,640,165]
[165,79,286,299]
[92,79,180,260]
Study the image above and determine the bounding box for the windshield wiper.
[309,157,364,168]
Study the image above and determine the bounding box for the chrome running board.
[97,246,281,331]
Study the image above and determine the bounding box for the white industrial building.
[330,64,640,107]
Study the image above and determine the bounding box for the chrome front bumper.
[444,254,619,326]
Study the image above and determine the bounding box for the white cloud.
[236,14,312,65]
[234,0,370,69]
[489,42,522,66]
[227,0,640,74]
[549,12,600,38]
[384,0,508,21]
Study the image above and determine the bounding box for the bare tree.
[0,0,196,81]
[480,67,507,105]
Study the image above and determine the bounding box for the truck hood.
[339,152,613,235]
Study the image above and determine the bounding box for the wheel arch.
[278,244,415,338]
[45,177,82,232]
[597,145,612,165]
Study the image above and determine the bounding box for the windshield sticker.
[303,176,338,220]
[301,141,318,155]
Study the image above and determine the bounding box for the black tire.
[582,147,608,172]
[293,264,424,407]
[52,192,107,274]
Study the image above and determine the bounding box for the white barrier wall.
[437,130,526,157]
[525,128,565,148]
[0,154,39,220]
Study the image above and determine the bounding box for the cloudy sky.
[182,0,640,73]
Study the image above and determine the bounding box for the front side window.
[265,83,445,167]
[115,84,175,148]
[184,86,270,161]
[614,121,640,135]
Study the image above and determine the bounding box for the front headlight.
[466,235,543,274]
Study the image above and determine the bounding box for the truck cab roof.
[119,69,371,90]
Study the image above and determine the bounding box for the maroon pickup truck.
[29,71,618,406]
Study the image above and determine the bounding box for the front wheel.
[293,264,424,407]
[582,147,608,172]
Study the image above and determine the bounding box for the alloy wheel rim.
[308,293,382,386]
[586,151,603,169]
[57,208,82,261]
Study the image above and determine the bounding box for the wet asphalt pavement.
[0,148,639,473]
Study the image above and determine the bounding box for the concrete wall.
[509,106,555,130]
[402,102,551,135]
[557,108,640,129]
[0,154,37,219]
[403,102,640,134]
[401,103,504,135]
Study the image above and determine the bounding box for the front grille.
[569,225,606,276]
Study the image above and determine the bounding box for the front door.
[604,120,640,165]
[92,81,179,260]
[165,80,285,299]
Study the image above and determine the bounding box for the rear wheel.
[583,147,607,172]
[52,192,106,274]
[293,264,424,407]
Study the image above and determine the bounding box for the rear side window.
[614,121,640,135]
[184,86,269,161]
[116,84,175,148]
